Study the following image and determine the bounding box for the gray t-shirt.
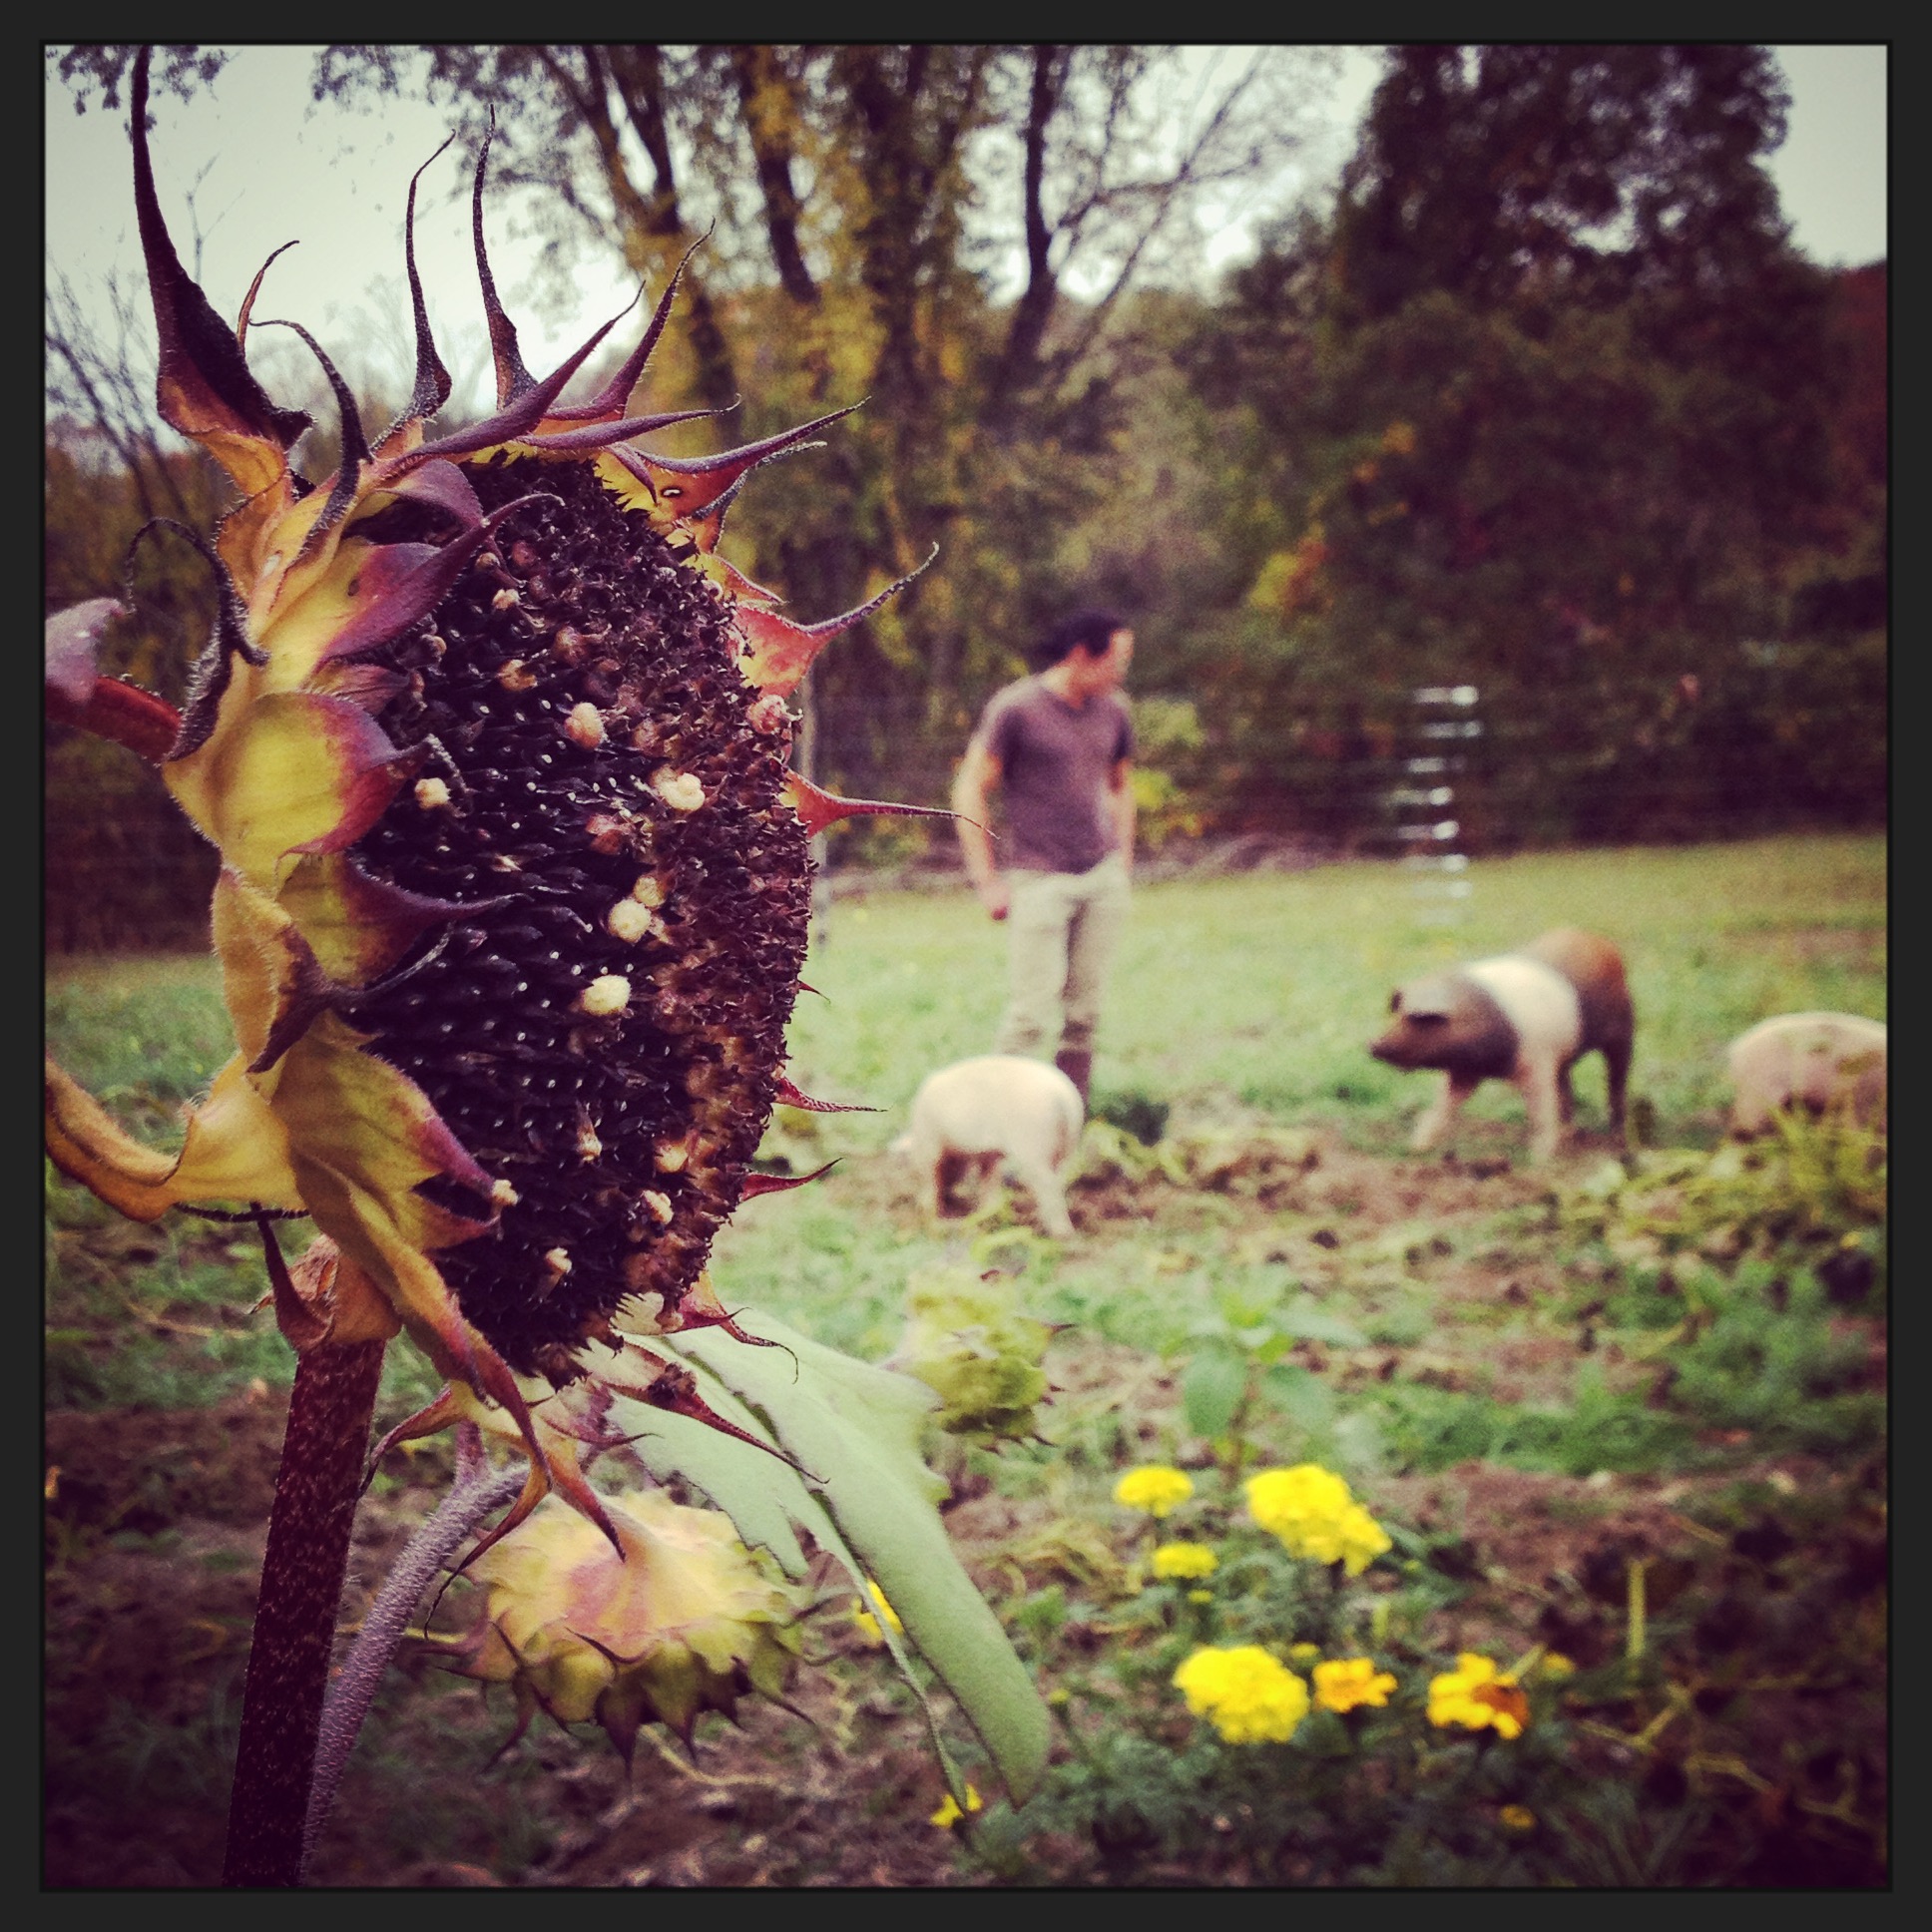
[972,676,1135,875]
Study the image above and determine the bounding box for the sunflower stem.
[222,1336,386,1888]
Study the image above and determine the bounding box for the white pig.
[1726,1012,1886,1137]
[895,1055,1085,1238]
[1368,928,1635,1163]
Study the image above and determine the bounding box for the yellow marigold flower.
[1334,1501,1394,1577]
[1114,1466,1195,1519]
[1427,1653,1530,1740]
[1173,1646,1310,1745]
[1311,1657,1398,1714]
[1151,1541,1218,1581]
[1243,1465,1390,1575]
[1499,1803,1538,1833]
[1245,1463,1350,1534]
[930,1784,984,1828]
[851,1578,904,1645]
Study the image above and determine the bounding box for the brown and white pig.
[895,1055,1085,1238]
[1368,928,1634,1163]
[1725,1011,1886,1137]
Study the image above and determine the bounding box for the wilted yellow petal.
[45,1053,300,1220]
[174,692,409,890]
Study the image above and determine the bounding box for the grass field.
[781,830,1885,1135]
[44,832,1886,1886]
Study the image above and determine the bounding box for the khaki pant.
[993,853,1131,1059]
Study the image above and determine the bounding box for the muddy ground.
[44,1134,1886,1887]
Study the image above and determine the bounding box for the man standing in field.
[951,609,1137,1111]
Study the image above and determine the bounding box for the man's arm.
[1109,757,1136,876]
[951,737,1010,920]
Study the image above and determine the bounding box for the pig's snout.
[1368,1009,1447,1068]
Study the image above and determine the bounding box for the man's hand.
[952,739,1007,920]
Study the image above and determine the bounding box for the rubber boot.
[1054,1047,1093,1114]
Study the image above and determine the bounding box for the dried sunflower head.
[45,49,936,1533]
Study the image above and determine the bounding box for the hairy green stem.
[300,1424,524,1879]
[222,1337,386,1888]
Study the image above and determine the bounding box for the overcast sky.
[45,45,1887,412]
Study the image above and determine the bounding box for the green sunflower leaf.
[628,1309,1051,1806]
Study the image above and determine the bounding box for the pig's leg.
[1602,1038,1632,1136]
[971,1150,1002,1216]
[1412,1073,1477,1152]
[1010,1157,1077,1239]
[932,1150,969,1219]
[1518,1057,1566,1162]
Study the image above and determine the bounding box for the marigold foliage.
[1172,1645,1311,1745]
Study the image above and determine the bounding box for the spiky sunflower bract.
[44,53,933,1536]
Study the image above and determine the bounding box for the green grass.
[42,833,1889,1886]
[793,831,1884,1148]
[47,832,1884,1444]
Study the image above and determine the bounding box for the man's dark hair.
[1031,608,1127,672]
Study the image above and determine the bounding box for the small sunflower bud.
[427,1492,803,1756]
[414,777,452,810]
[746,694,791,735]
[565,702,606,749]
[640,1189,674,1225]
[631,875,667,908]
[497,658,538,691]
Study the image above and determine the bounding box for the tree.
[1184,44,1871,845]
[51,43,1340,828]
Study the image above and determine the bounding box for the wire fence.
[45,691,1885,954]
